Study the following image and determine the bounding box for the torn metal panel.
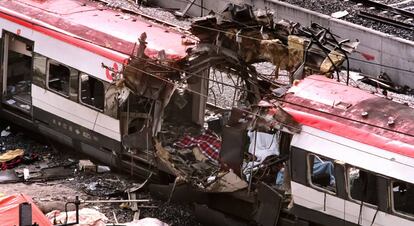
[254,182,284,226]
[0,170,20,183]
[149,183,209,203]
[220,125,247,175]
[255,100,302,133]
[195,204,249,226]
[190,4,359,82]
[154,140,185,177]
[207,191,256,221]
[205,171,248,193]
[118,33,180,104]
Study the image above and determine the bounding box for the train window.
[79,73,104,110]
[47,60,70,96]
[307,154,336,193]
[348,167,378,206]
[392,181,414,217]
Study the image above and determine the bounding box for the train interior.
[2,33,33,115]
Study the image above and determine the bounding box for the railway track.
[280,0,414,40]
[350,0,414,30]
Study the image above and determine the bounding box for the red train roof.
[0,0,190,62]
[283,75,414,158]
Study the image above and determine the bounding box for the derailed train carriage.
[0,0,413,225]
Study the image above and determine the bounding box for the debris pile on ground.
[46,208,108,226]
[0,122,201,225]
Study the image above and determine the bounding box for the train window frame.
[306,153,337,195]
[390,180,414,220]
[346,166,379,208]
[78,73,105,112]
[32,53,47,88]
[46,59,73,97]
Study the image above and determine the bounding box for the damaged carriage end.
[107,4,360,225]
[190,3,359,83]
[105,30,304,224]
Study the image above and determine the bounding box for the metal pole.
[200,0,204,17]
[82,199,150,204]
[248,130,257,195]
[19,203,32,226]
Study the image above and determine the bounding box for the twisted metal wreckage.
[108,3,358,223]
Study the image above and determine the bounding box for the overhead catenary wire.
[175,0,414,75]
[14,0,414,135]
[123,59,414,138]
[15,0,414,76]
[13,0,414,75]
[189,23,414,75]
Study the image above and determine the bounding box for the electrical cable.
[9,0,414,137]
[125,56,414,139]
[122,60,414,138]
[179,0,414,75]
[10,0,414,75]
[189,23,414,75]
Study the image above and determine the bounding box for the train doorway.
[1,32,33,117]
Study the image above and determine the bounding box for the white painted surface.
[292,182,414,226]
[0,16,127,83]
[32,85,121,141]
[291,125,414,184]
[152,0,414,89]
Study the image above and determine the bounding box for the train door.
[1,32,33,117]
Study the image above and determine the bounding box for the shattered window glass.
[348,167,378,206]
[80,73,104,110]
[392,181,414,217]
[33,53,47,88]
[47,60,70,96]
[308,154,336,192]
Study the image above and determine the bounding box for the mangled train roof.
[0,0,190,62]
[283,75,414,159]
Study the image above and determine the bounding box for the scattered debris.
[125,218,169,226]
[0,170,19,183]
[0,148,24,163]
[23,168,30,181]
[0,127,11,137]
[331,10,349,18]
[79,160,96,172]
[97,165,111,173]
[46,208,108,226]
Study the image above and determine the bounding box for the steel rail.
[350,0,414,18]
[358,11,414,30]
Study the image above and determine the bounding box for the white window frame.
[390,180,414,220]
[346,166,379,208]
[46,59,72,98]
[78,73,105,112]
[306,153,337,195]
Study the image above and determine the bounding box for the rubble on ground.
[0,122,201,225]
[4,1,410,225]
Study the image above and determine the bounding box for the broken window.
[33,53,47,88]
[348,167,378,206]
[80,73,105,111]
[392,181,414,217]
[3,34,33,113]
[47,60,71,96]
[308,154,336,192]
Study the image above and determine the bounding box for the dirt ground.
[0,123,201,225]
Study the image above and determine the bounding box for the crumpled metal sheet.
[319,50,345,74]
[190,3,359,79]
[205,171,248,193]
